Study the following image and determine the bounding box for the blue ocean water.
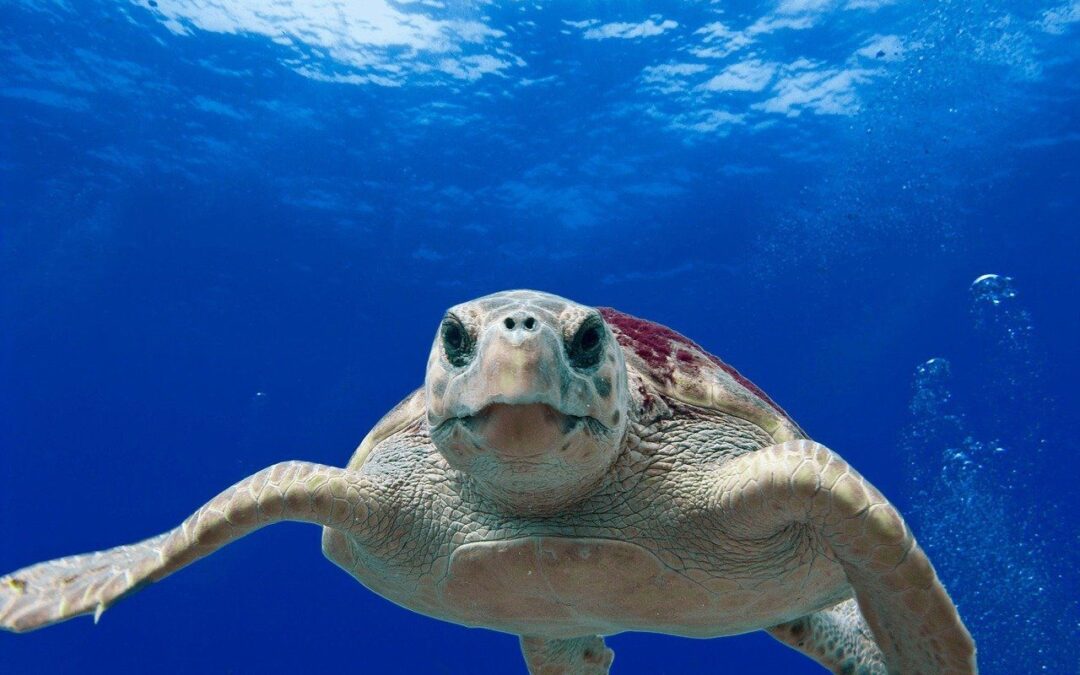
[1,0,1077,672]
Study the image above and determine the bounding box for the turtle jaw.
[462,403,592,458]
[431,401,609,462]
[431,401,618,515]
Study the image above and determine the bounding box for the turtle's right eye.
[441,317,473,367]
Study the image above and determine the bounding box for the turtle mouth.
[468,403,581,455]
[440,403,604,457]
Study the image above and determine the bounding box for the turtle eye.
[568,316,604,370]
[441,317,472,368]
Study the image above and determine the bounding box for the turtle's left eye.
[441,317,473,368]
[568,316,604,370]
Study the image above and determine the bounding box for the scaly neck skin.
[460,443,625,517]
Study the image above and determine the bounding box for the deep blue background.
[1,0,1077,672]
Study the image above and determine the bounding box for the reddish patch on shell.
[598,307,793,423]
[598,307,691,383]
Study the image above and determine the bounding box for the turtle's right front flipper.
[767,599,887,674]
[0,461,384,632]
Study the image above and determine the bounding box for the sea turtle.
[0,290,976,673]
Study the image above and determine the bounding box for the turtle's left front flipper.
[1,461,383,632]
[710,440,977,674]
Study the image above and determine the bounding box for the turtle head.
[425,290,629,514]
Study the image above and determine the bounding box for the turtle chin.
[431,403,618,515]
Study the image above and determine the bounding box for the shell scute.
[598,307,804,442]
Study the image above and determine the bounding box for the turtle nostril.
[503,313,539,332]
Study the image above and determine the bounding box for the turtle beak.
[474,324,558,405]
[450,326,580,458]
[431,313,599,457]
[438,309,576,420]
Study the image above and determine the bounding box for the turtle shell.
[598,307,805,443]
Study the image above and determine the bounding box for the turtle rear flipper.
[768,599,887,674]
[519,635,614,675]
[1,461,383,632]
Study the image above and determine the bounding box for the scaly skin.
[0,290,976,674]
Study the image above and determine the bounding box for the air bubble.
[909,357,953,417]
[900,275,1071,672]
[971,273,1018,306]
